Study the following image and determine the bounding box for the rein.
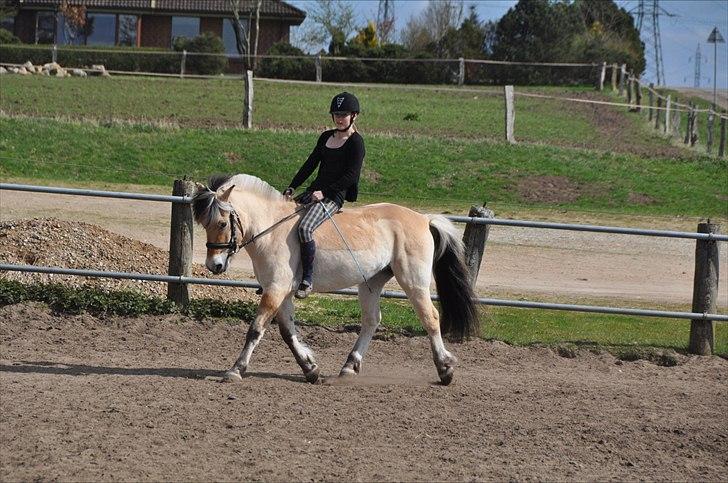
[206,204,310,255]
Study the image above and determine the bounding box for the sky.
[287,0,728,90]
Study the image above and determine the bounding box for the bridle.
[205,204,311,256]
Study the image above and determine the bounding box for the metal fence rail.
[2,263,726,322]
[3,183,725,241]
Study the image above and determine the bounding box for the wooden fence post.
[719,116,726,157]
[168,179,195,308]
[180,50,187,79]
[664,95,671,135]
[504,85,515,143]
[706,112,715,154]
[626,73,633,107]
[462,205,493,287]
[611,63,618,91]
[52,44,57,64]
[634,77,642,112]
[458,57,465,86]
[648,83,654,121]
[243,69,253,129]
[618,63,626,97]
[684,104,693,144]
[672,102,681,138]
[654,96,662,130]
[598,62,606,91]
[689,222,720,355]
[315,54,322,83]
[690,107,699,146]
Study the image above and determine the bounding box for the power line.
[631,0,676,86]
[694,43,701,88]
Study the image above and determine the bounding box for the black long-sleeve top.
[288,130,365,207]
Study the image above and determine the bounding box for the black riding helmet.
[329,92,359,131]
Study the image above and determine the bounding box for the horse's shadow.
[0,361,306,383]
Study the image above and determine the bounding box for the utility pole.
[631,0,675,86]
[377,0,395,45]
[694,44,701,88]
[707,27,725,109]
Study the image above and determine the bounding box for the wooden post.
[664,95,671,135]
[654,96,662,130]
[167,179,195,308]
[315,53,321,83]
[689,222,720,355]
[458,57,465,86]
[611,63,618,91]
[52,44,57,64]
[634,77,642,112]
[243,69,253,129]
[684,103,693,144]
[618,63,626,97]
[504,85,515,143]
[706,112,715,154]
[672,102,681,138]
[180,50,187,79]
[690,107,699,147]
[626,73,633,107]
[648,83,654,121]
[461,205,494,287]
[598,62,606,91]
[719,116,726,157]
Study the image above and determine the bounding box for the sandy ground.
[1,303,726,481]
[1,189,726,308]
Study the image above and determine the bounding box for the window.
[0,15,14,34]
[36,11,56,44]
[223,18,248,55]
[118,15,138,46]
[57,13,86,45]
[171,16,200,43]
[85,13,116,46]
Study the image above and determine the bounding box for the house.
[3,0,306,56]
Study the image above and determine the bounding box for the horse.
[192,174,478,385]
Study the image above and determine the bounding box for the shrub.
[258,42,315,81]
[0,28,20,44]
[173,32,227,75]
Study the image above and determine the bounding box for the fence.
[1,181,725,355]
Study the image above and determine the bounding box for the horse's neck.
[234,194,292,243]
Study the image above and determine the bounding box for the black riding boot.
[296,240,316,299]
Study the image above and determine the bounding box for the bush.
[173,32,227,75]
[0,43,181,73]
[258,42,315,81]
[0,28,20,44]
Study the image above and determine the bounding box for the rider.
[283,92,365,299]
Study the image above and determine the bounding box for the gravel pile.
[0,218,256,302]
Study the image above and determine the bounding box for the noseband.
[205,211,244,256]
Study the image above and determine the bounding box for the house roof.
[14,0,306,23]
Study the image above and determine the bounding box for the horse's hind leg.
[223,290,284,383]
[276,296,320,384]
[402,286,457,385]
[340,269,391,377]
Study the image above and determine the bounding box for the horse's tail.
[427,215,479,341]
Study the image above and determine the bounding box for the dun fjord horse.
[193,174,478,385]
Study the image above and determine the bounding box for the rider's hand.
[283,187,294,199]
[311,190,324,202]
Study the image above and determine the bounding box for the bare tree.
[400,0,464,52]
[298,0,356,52]
[227,0,261,128]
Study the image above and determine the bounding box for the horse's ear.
[194,182,207,193]
[218,184,235,202]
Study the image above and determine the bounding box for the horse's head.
[193,179,244,274]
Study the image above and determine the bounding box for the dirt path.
[2,190,726,308]
[672,87,728,111]
[1,304,726,481]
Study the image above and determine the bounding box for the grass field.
[1,74,726,354]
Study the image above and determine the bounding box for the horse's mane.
[192,173,283,226]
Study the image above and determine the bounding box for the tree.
[298,0,356,53]
[226,0,262,129]
[60,1,94,45]
[350,21,378,49]
[400,0,464,53]
[433,6,488,59]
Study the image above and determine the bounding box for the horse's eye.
[219,221,228,229]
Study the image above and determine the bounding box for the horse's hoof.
[222,370,243,383]
[339,367,357,377]
[439,366,455,386]
[304,365,320,384]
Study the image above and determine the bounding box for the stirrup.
[295,281,313,299]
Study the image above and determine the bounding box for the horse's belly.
[314,248,387,291]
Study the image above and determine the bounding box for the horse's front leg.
[276,296,320,384]
[223,290,285,383]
